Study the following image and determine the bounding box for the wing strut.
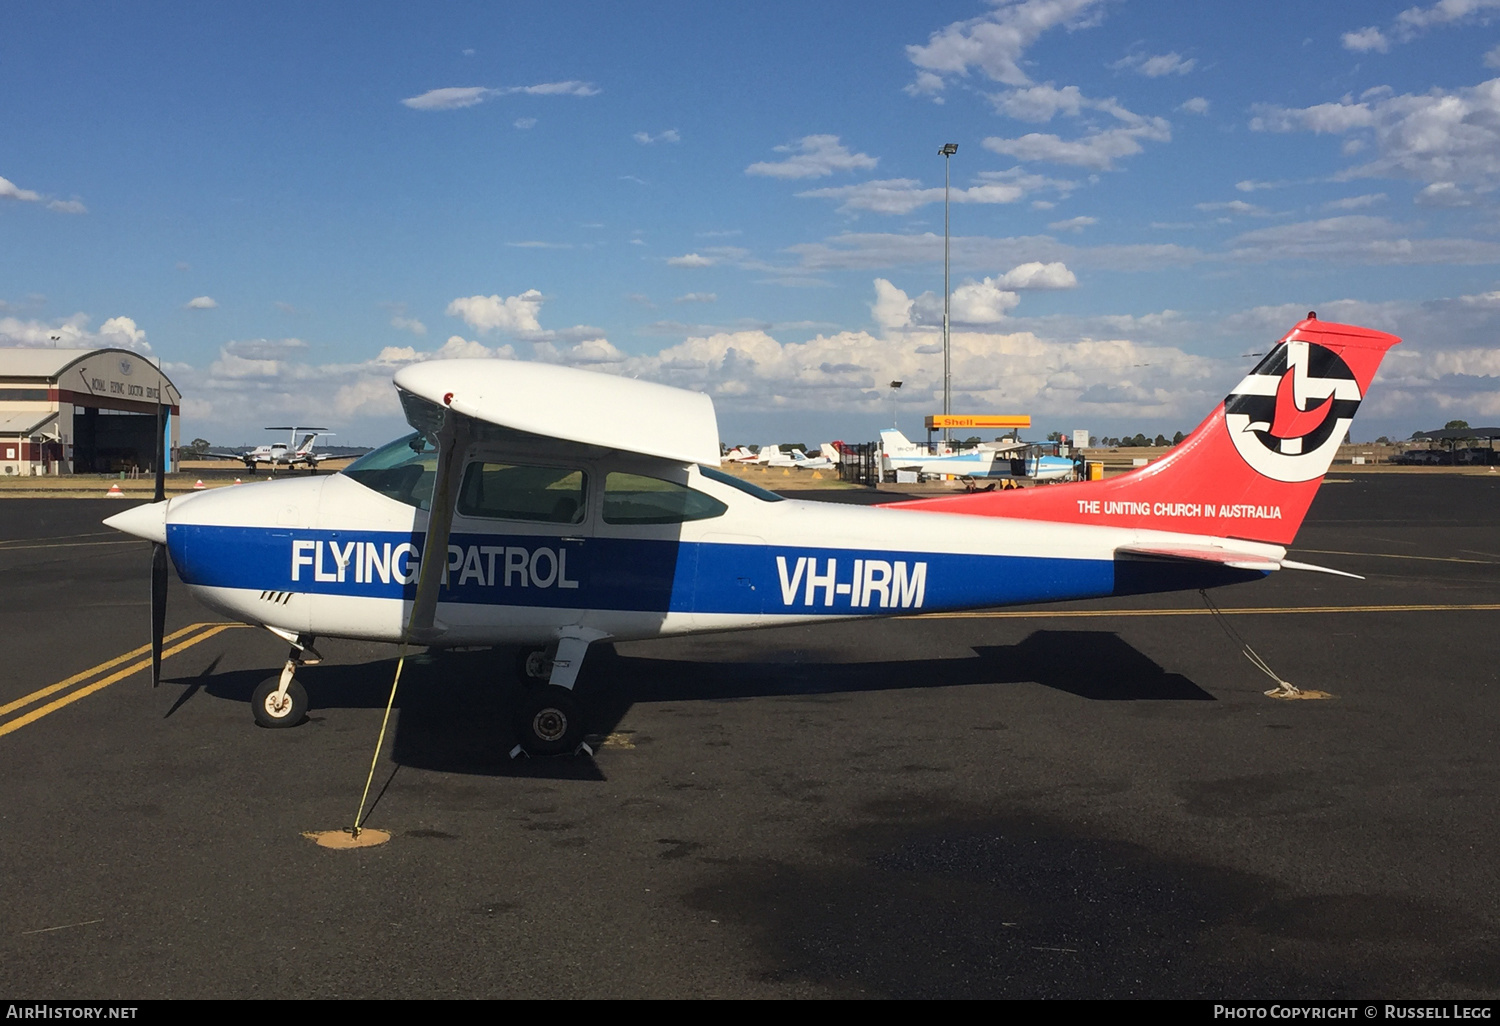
[406,409,472,642]
[342,408,472,845]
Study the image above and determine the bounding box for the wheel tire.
[515,687,583,757]
[251,676,308,728]
[514,646,551,688]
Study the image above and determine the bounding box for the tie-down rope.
[1199,589,1300,698]
[352,643,408,838]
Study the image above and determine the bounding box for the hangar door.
[74,408,164,473]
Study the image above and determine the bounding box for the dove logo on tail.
[1224,339,1363,482]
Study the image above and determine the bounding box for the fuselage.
[155,449,1271,649]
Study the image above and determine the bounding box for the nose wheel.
[252,675,308,727]
[250,639,318,728]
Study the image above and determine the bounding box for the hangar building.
[0,348,181,476]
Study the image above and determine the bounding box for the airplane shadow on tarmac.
[173,630,1210,780]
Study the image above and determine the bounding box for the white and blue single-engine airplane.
[104,316,1398,757]
[881,428,1074,482]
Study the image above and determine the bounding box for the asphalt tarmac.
[0,475,1496,999]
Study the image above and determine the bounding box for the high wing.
[394,360,718,463]
[978,439,1029,455]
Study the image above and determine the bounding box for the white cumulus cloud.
[1342,26,1390,52]
[1112,52,1197,77]
[1047,216,1096,232]
[797,178,1023,215]
[745,135,878,179]
[446,290,545,334]
[0,176,42,203]
[996,261,1078,288]
[985,91,1170,170]
[667,253,715,268]
[1227,215,1500,264]
[401,81,599,110]
[1252,77,1500,192]
[905,0,1109,95]
[947,278,1022,323]
[184,296,218,310]
[871,279,915,331]
[401,86,492,110]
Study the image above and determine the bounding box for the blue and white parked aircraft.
[880,428,1074,482]
[104,316,1398,756]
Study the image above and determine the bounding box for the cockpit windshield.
[340,432,438,509]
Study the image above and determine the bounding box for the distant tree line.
[1091,431,1186,448]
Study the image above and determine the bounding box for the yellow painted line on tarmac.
[0,623,212,719]
[0,539,140,553]
[914,603,1500,620]
[1295,548,1500,566]
[0,531,121,550]
[0,623,248,739]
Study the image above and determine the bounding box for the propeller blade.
[151,542,167,688]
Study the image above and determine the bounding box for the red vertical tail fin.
[887,319,1400,545]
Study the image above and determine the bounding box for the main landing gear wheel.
[514,687,584,757]
[515,646,552,688]
[251,676,309,728]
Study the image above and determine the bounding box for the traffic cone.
[192,479,207,490]
[106,484,125,498]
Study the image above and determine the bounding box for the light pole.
[939,143,957,446]
[889,379,903,429]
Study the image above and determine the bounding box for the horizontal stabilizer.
[1115,544,1281,572]
[1116,545,1363,579]
[1278,558,1364,579]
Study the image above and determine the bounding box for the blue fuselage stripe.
[167,524,1132,615]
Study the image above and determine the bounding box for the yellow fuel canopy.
[924,414,1031,431]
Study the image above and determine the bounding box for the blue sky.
[5,0,1500,445]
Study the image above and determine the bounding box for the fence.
[836,442,881,487]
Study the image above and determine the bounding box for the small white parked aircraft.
[106,316,1396,757]
[765,446,833,470]
[208,427,338,473]
[730,444,833,470]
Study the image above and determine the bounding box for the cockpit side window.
[457,462,588,524]
[603,472,727,525]
[340,432,438,510]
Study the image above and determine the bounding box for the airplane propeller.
[150,398,166,687]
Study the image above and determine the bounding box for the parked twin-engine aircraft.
[105,316,1397,757]
[207,427,337,473]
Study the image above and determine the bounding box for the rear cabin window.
[603,472,727,525]
[458,462,587,524]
